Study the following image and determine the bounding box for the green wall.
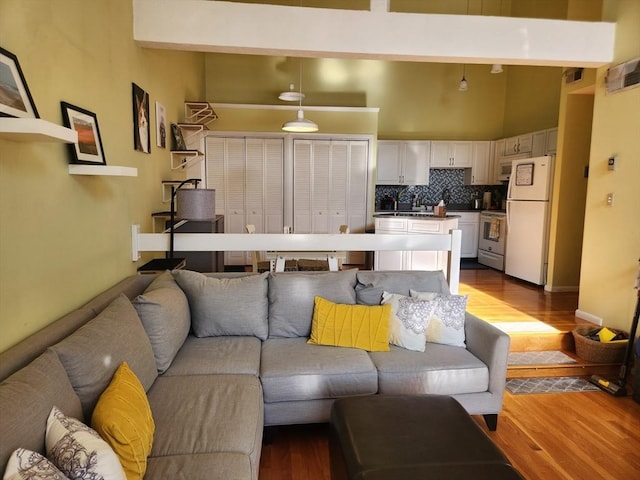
[0,0,205,351]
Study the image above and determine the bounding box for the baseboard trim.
[544,284,579,293]
[575,309,603,326]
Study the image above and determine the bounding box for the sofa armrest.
[464,313,510,397]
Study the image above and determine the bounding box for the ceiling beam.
[133,0,615,67]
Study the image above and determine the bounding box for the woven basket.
[572,325,627,363]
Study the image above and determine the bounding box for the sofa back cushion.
[0,349,83,473]
[173,270,269,340]
[356,271,450,297]
[132,271,191,374]
[51,294,158,419]
[268,270,357,338]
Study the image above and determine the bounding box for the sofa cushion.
[356,271,450,296]
[147,374,263,475]
[173,270,269,340]
[163,336,261,377]
[369,344,489,395]
[132,271,191,374]
[51,294,157,419]
[411,290,468,347]
[46,406,125,480]
[0,350,83,473]
[268,270,357,338]
[3,448,69,480]
[261,338,378,403]
[146,453,255,480]
[91,362,155,480]
[382,292,438,352]
[355,283,384,305]
[308,297,391,352]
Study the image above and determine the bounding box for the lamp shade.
[176,189,215,220]
[282,109,318,133]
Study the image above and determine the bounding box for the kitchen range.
[478,211,507,270]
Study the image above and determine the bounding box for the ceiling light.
[282,109,318,133]
[458,65,468,91]
[279,83,305,102]
[491,64,503,74]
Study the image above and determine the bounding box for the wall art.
[155,101,167,148]
[0,46,38,118]
[132,83,150,153]
[60,102,106,165]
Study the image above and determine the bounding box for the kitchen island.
[374,213,459,273]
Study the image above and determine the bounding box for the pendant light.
[458,65,468,91]
[282,58,318,133]
[279,83,305,102]
[491,64,503,74]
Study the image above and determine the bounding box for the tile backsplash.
[375,169,507,209]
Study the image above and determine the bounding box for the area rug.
[508,350,577,366]
[505,377,601,395]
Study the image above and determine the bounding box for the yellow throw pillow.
[308,296,391,351]
[92,362,155,480]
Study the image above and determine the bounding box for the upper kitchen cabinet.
[430,141,472,168]
[504,133,533,155]
[545,128,558,154]
[376,140,430,185]
[464,141,492,185]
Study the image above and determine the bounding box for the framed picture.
[155,101,167,148]
[60,102,106,165]
[132,83,150,153]
[0,46,39,118]
[171,123,187,150]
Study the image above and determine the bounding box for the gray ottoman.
[330,395,524,480]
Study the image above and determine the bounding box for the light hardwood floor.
[259,268,640,480]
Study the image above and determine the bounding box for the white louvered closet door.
[205,137,226,215]
[224,138,247,265]
[263,139,284,233]
[245,139,265,234]
[311,141,331,233]
[346,141,369,264]
[329,141,348,234]
[293,140,312,233]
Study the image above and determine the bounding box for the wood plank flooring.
[259,269,640,480]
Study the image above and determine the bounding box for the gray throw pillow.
[173,270,269,340]
[0,350,83,470]
[132,271,191,374]
[356,271,450,296]
[355,283,384,305]
[268,270,357,338]
[51,294,157,419]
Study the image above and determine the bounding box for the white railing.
[131,226,462,293]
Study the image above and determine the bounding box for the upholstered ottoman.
[329,395,524,480]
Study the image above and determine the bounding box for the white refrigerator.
[505,156,554,285]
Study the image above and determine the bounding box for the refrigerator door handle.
[506,200,511,230]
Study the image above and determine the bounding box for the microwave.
[497,153,531,182]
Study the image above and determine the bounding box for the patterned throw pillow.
[381,292,438,352]
[45,406,125,480]
[411,290,468,347]
[3,448,70,480]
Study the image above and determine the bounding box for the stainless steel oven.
[478,211,507,270]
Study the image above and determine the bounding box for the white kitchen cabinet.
[294,139,369,264]
[531,130,547,157]
[430,141,472,168]
[205,136,284,265]
[504,133,533,155]
[456,212,480,258]
[376,140,430,185]
[492,138,506,184]
[545,128,558,154]
[464,141,492,185]
[374,216,459,272]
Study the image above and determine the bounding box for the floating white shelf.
[68,164,138,176]
[0,118,77,143]
[184,102,218,126]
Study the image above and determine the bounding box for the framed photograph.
[132,83,150,153]
[155,101,167,148]
[0,46,39,118]
[171,123,187,150]
[60,102,106,165]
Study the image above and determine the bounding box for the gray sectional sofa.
[0,269,510,479]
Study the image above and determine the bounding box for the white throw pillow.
[411,290,468,347]
[381,292,438,352]
[45,406,125,480]
[3,448,69,480]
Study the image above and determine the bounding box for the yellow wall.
[0,0,205,351]
[578,0,640,330]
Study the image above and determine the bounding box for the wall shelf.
[170,150,203,170]
[0,118,77,143]
[68,164,138,176]
[184,102,218,126]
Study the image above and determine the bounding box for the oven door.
[479,214,506,255]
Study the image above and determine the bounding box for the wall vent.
[606,57,640,94]
[564,68,583,84]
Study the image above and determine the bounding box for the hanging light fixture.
[278,83,305,102]
[282,58,318,133]
[458,65,468,91]
[491,64,503,74]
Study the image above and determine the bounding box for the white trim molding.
[575,309,603,326]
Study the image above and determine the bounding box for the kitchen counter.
[374,211,460,219]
